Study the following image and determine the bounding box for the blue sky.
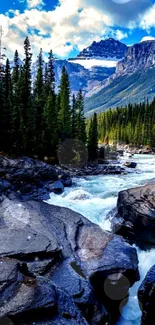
[0,0,155,60]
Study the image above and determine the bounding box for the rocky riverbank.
[0,155,72,201]
[111,182,155,324]
[0,155,126,201]
[0,195,139,324]
[116,144,155,155]
[0,154,155,325]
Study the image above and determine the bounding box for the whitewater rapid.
[46,154,155,325]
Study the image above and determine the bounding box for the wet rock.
[124,162,137,168]
[47,180,64,194]
[0,180,11,192]
[27,258,55,275]
[17,288,89,325]
[115,183,155,247]
[0,156,72,200]
[51,259,109,324]
[65,164,125,177]
[76,225,139,322]
[60,174,73,187]
[0,196,140,324]
[138,264,155,325]
[0,275,56,318]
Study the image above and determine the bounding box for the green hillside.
[85,67,155,116]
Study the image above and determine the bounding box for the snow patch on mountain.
[68,58,121,69]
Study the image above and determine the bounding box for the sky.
[1,0,155,61]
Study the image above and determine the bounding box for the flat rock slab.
[0,276,56,317]
[115,183,155,247]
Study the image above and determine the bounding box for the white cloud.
[140,36,155,42]
[0,0,153,61]
[27,0,45,8]
[114,30,128,40]
[139,4,155,31]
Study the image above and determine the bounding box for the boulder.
[66,164,125,177]
[0,196,140,324]
[47,180,64,194]
[0,156,72,200]
[124,162,137,168]
[114,183,155,247]
[138,265,155,325]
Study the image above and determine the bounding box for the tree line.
[0,37,98,164]
[96,101,155,147]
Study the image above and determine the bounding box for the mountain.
[31,38,128,96]
[116,40,155,75]
[85,40,155,115]
[76,38,128,60]
[68,38,128,69]
[32,58,115,95]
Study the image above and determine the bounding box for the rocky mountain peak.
[76,38,128,60]
[116,40,155,75]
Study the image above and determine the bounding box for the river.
[46,154,155,325]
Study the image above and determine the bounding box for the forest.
[0,36,155,166]
[97,101,155,147]
[0,37,98,163]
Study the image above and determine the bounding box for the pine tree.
[3,59,13,151]
[71,94,77,138]
[42,50,57,157]
[43,91,58,157]
[88,113,98,161]
[76,89,87,143]
[45,50,55,94]
[0,78,5,151]
[22,36,33,153]
[12,50,20,84]
[12,50,21,151]
[58,66,71,140]
[33,48,45,155]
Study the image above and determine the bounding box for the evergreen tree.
[45,50,55,94]
[12,50,20,84]
[42,50,57,157]
[88,113,98,161]
[58,66,71,140]
[0,78,5,150]
[12,50,21,151]
[71,94,77,138]
[76,89,87,143]
[3,59,13,151]
[33,48,45,155]
[43,91,58,157]
[22,36,33,152]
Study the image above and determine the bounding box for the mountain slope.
[85,40,155,114]
[32,59,115,95]
[85,67,155,115]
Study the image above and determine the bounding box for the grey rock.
[0,275,56,318]
[115,183,155,247]
[0,156,72,200]
[138,264,155,325]
[116,40,155,76]
[0,196,140,324]
[47,180,64,194]
[124,162,137,168]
